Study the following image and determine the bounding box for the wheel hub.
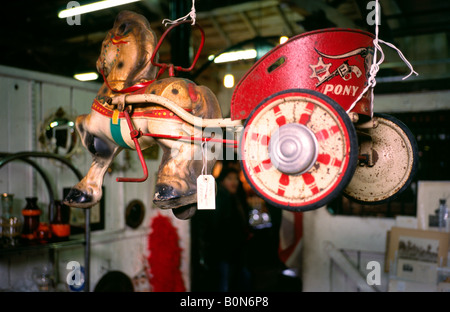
[268,123,318,175]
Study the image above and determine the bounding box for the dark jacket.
[196,183,251,265]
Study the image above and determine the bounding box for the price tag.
[197,175,216,210]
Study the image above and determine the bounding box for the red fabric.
[147,214,186,292]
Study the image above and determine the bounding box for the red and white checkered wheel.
[239,89,358,212]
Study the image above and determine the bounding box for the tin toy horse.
[63,11,224,219]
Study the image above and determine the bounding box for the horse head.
[97,10,159,91]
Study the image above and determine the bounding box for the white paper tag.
[197,175,216,210]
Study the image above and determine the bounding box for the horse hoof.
[154,184,180,201]
[64,188,94,208]
[172,204,197,220]
[153,183,197,209]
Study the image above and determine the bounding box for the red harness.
[92,99,190,122]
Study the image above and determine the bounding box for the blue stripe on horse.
[110,118,130,149]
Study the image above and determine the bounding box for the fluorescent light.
[58,0,140,18]
[213,49,257,64]
[280,36,289,44]
[223,74,235,88]
[74,72,99,81]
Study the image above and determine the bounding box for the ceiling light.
[223,74,235,88]
[280,36,289,44]
[213,49,257,64]
[74,72,99,81]
[58,0,141,18]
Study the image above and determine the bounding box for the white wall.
[302,207,395,291]
[0,65,190,292]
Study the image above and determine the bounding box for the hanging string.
[347,0,418,113]
[378,38,418,80]
[162,0,197,26]
[201,141,207,176]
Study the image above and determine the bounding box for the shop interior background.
[0,0,449,292]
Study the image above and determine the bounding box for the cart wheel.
[239,89,358,212]
[343,113,418,204]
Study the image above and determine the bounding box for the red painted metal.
[116,109,149,183]
[230,28,375,120]
[150,20,205,77]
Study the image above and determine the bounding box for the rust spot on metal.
[372,149,379,164]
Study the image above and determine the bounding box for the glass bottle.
[1,193,23,247]
[21,197,41,241]
[50,200,71,241]
[36,222,52,244]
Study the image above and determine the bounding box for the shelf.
[0,152,91,291]
[0,235,85,256]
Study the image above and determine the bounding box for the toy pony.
[64,11,222,219]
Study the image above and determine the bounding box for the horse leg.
[153,139,199,209]
[153,136,218,213]
[64,114,122,208]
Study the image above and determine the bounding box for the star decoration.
[309,57,332,84]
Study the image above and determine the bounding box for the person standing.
[192,166,252,292]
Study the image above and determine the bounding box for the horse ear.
[114,11,133,36]
[116,21,130,37]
